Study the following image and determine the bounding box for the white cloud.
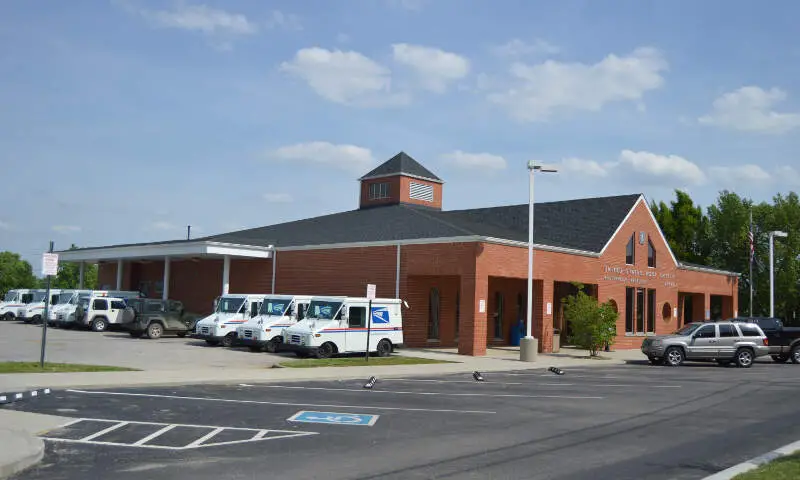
[264,10,301,30]
[137,4,258,35]
[386,0,425,11]
[558,157,610,177]
[280,47,409,107]
[392,44,470,93]
[52,225,81,233]
[440,150,507,170]
[488,47,668,122]
[492,39,560,57]
[709,164,772,186]
[618,150,706,186]
[269,141,375,173]
[698,86,800,134]
[263,193,293,203]
[776,166,800,186]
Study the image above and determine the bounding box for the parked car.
[122,299,201,339]
[730,316,800,364]
[641,321,769,368]
[78,296,135,332]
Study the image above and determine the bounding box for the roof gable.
[360,152,442,183]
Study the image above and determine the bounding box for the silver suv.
[641,321,769,368]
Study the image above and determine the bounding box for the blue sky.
[1,0,799,266]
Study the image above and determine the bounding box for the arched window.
[428,288,440,340]
[647,237,656,268]
[626,234,635,265]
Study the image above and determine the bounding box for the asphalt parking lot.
[0,321,282,370]
[6,361,800,480]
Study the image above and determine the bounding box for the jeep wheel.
[147,323,163,339]
[221,333,236,348]
[664,347,684,367]
[92,318,107,332]
[791,345,800,365]
[735,348,754,368]
[376,339,392,357]
[771,354,789,363]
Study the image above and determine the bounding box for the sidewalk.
[0,410,71,479]
[0,347,643,392]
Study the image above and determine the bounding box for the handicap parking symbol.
[288,411,379,426]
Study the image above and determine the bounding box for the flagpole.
[749,209,753,318]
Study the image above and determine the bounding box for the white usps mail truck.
[283,296,406,359]
[236,295,312,353]
[194,294,267,347]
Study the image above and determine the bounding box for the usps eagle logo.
[371,307,390,324]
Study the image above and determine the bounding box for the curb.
[0,429,44,480]
[0,389,52,405]
[703,439,800,479]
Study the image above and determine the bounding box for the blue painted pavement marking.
[287,411,380,426]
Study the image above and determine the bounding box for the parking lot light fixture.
[521,161,558,363]
[769,231,788,317]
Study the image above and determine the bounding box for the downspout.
[395,244,401,298]
[271,246,277,295]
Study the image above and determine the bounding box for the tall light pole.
[769,230,787,318]
[520,161,558,362]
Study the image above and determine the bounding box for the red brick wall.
[359,176,442,210]
[405,276,460,348]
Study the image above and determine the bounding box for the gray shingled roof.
[203,193,642,252]
[360,152,442,183]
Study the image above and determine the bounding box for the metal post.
[271,248,277,295]
[770,232,775,318]
[79,261,85,289]
[520,164,537,362]
[187,225,191,240]
[40,241,54,368]
[749,210,753,317]
[116,259,123,290]
[162,256,170,300]
[365,299,372,363]
[222,255,231,295]
[395,244,401,298]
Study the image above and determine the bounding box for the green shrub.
[563,287,618,356]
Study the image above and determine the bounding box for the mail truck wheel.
[316,342,335,359]
[265,338,281,353]
[791,345,800,364]
[3,313,12,322]
[91,317,108,332]
[735,348,754,368]
[221,333,236,348]
[377,339,392,357]
[664,347,684,367]
[147,323,164,339]
[32,315,42,324]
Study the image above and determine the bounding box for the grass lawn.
[733,453,800,480]
[0,362,138,374]
[279,356,455,368]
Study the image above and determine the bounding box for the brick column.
[704,292,711,320]
[536,280,554,353]
[458,271,488,356]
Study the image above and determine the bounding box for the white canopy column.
[222,255,231,295]
[116,259,123,289]
[162,257,171,300]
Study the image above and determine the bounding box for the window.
[428,288,440,340]
[250,301,260,318]
[110,300,127,310]
[719,324,737,337]
[297,304,308,320]
[647,237,656,268]
[455,289,460,339]
[646,289,656,333]
[50,295,59,305]
[695,325,716,338]
[348,307,366,328]
[738,325,762,337]
[636,288,645,333]
[625,287,635,333]
[626,234,635,265]
[368,182,389,200]
[21,293,33,304]
[494,292,505,340]
[409,182,434,202]
[146,301,164,313]
[93,299,108,311]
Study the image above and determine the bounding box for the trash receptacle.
[510,320,524,346]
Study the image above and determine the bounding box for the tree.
[0,251,37,296]
[650,190,710,265]
[563,286,619,356]
[52,244,98,289]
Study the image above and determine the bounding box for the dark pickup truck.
[731,316,800,364]
[122,298,202,339]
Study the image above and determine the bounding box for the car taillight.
[763,338,769,346]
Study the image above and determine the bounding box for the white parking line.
[185,427,223,448]
[80,421,129,441]
[66,389,496,414]
[132,424,176,446]
[258,385,603,400]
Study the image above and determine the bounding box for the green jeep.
[123,298,201,339]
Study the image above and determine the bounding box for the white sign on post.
[478,299,486,313]
[42,253,59,277]
[546,302,552,315]
[366,284,376,300]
